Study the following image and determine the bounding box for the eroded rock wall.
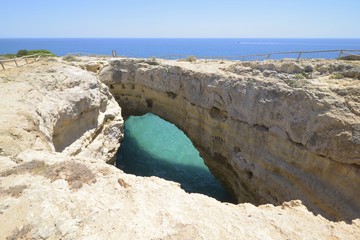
[100,58,360,221]
[1,57,359,239]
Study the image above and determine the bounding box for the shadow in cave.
[116,124,236,203]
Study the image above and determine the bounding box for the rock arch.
[99,59,360,221]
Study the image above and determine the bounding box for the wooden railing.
[67,49,360,61]
[2,49,358,70]
[237,49,360,61]
[0,53,53,70]
[161,49,360,61]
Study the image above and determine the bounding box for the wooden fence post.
[297,52,302,61]
[0,61,4,70]
[337,50,343,60]
[14,59,18,67]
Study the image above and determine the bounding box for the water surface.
[116,113,234,202]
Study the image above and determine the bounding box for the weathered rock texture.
[0,58,359,239]
[100,58,360,221]
[0,58,123,162]
[1,151,359,240]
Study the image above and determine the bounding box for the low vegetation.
[179,55,197,63]
[44,161,96,190]
[284,78,311,88]
[145,57,160,65]
[339,55,360,61]
[331,73,344,79]
[294,72,312,80]
[0,160,96,190]
[0,185,28,198]
[62,54,80,62]
[294,73,305,80]
[6,224,32,240]
[17,49,56,57]
[0,49,56,59]
[0,53,16,60]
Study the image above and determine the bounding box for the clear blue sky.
[2,0,359,38]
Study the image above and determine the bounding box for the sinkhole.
[116,113,235,203]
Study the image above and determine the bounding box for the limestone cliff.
[0,58,123,162]
[99,58,360,221]
[0,57,359,239]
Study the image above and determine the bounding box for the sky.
[1,0,359,38]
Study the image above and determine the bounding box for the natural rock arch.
[99,58,360,221]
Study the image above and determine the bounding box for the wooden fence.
[1,49,359,71]
[0,54,53,70]
[161,49,360,61]
[237,49,360,61]
[60,49,360,61]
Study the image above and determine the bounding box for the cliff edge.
[100,58,360,221]
[0,57,359,239]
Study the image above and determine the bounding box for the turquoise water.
[116,113,234,202]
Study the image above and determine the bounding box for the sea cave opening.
[116,112,236,203]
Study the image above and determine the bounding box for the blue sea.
[1,38,360,60]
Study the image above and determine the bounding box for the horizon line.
[1,37,360,39]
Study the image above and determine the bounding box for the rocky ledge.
[0,57,359,239]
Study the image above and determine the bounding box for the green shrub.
[16,49,28,57]
[27,49,56,56]
[2,49,55,59]
[16,49,55,57]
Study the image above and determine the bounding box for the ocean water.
[1,38,360,59]
[116,113,234,203]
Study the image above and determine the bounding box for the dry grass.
[0,160,96,190]
[178,56,197,63]
[44,162,96,190]
[0,161,47,177]
[118,178,130,188]
[0,185,28,198]
[284,79,311,88]
[330,73,344,79]
[98,167,112,176]
[6,224,32,240]
[62,55,80,62]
